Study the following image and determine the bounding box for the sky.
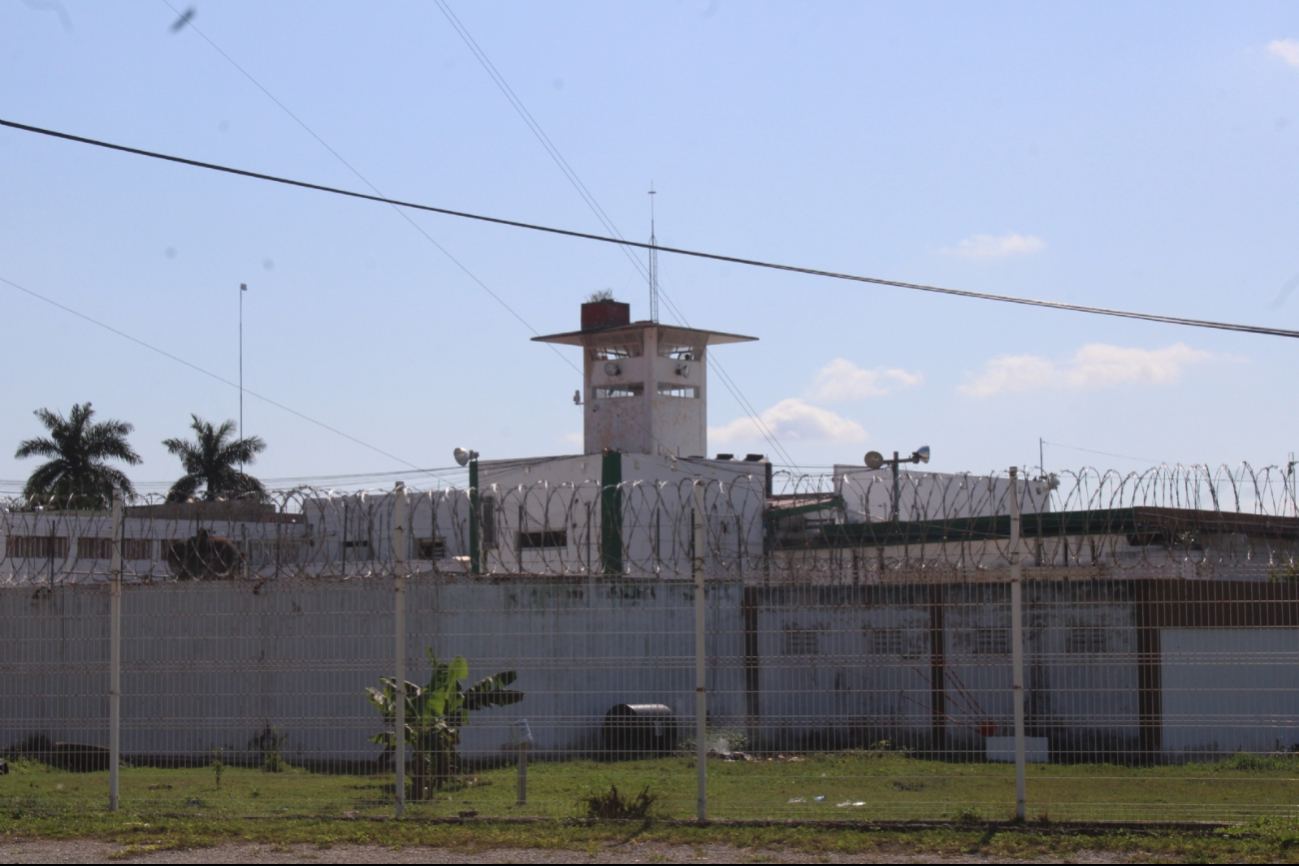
[1,1,1297,495]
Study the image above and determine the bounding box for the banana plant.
[367,651,523,798]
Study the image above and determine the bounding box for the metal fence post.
[693,479,707,821]
[394,481,407,817]
[1009,467,1026,821]
[109,488,123,812]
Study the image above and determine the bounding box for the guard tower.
[534,299,757,457]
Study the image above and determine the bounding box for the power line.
[5,116,1293,341]
[0,273,457,486]
[155,0,581,378]
[1041,440,1165,466]
[144,14,704,460]
[421,3,801,467]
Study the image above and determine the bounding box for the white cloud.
[959,343,1214,398]
[710,398,867,445]
[1269,39,1299,67]
[944,232,1045,260]
[806,359,923,402]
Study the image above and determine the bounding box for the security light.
[453,447,479,467]
[915,446,931,464]
[864,451,885,470]
[604,361,621,377]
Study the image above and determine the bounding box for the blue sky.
[1,1,1297,493]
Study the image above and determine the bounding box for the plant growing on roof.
[163,415,267,502]
[586,289,615,303]
[15,402,141,510]
[367,651,523,799]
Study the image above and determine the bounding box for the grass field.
[5,749,1299,823]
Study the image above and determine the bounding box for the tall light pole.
[865,447,931,522]
[454,447,481,574]
[239,283,247,469]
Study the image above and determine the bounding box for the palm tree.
[15,403,141,510]
[163,415,267,502]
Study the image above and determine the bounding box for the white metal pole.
[393,482,407,817]
[693,479,707,821]
[1009,467,1026,821]
[108,488,123,812]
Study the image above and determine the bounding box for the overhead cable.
[0,273,456,486]
[3,118,1295,341]
[429,2,799,465]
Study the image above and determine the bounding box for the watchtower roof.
[532,321,757,347]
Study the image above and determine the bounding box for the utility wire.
[1041,440,1166,466]
[5,116,1294,342]
[426,1,800,466]
[145,13,707,460]
[0,273,457,486]
[155,0,580,377]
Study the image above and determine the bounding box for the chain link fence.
[2,463,1298,821]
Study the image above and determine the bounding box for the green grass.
[4,750,1299,823]
[6,812,1299,863]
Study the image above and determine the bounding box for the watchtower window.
[656,384,699,398]
[588,337,642,361]
[594,384,644,399]
[658,343,701,361]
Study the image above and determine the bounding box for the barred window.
[594,384,644,399]
[519,530,567,550]
[77,537,113,560]
[1066,627,1108,654]
[416,537,446,560]
[974,628,1010,655]
[782,628,820,656]
[123,539,152,561]
[7,536,69,559]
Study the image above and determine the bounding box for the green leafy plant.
[210,748,224,789]
[586,289,615,303]
[579,783,658,819]
[249,726,288,773]
[367,651,523,800]
[1269,562,1299,582]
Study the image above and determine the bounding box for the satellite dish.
[453,447,477,467]
[604,361,621,377]
[915,446,931,464]
[864,451,885,470]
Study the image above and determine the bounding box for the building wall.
[833,467,1053,523]
[6,576,1248,765]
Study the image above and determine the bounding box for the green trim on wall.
[600,451,623,575]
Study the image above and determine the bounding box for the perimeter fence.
[3,463,1299,822]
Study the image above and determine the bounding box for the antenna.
[648,182,659,323]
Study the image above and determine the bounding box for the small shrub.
[586,289,615,304]
[249,726,289,773]
[211,748,224,789]
[952,807,984,825]
[1216,753,1296,772]
[580,784,658,820]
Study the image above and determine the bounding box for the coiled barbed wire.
[1,463,1294,585]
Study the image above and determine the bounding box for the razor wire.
[0,463,1295,586]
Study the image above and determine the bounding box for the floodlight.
[604,361,621,377]
[915,446,931,464]
[453,447,478,467]
[864,451,885,470]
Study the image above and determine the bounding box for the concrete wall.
[1,576,1291,767]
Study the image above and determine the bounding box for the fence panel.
[2,464,1298,821]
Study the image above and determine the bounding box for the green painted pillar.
[600,451,623,576]
[468,457,480,575]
